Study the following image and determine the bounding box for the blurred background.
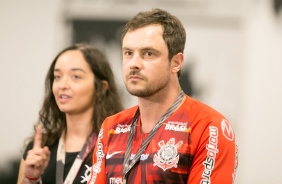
[0,0,281,183]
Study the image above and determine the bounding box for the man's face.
[122,24,173,98]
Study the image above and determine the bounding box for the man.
[89,8,238,184]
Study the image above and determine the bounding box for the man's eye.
[124,51,132,56]
[144,51,153,57]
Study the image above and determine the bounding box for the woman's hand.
[24,125,50,179]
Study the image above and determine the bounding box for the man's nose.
[130,54,141,69]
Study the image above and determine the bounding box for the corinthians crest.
[153,138,183,171]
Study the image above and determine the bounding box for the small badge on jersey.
[153,138,183,171]
[221,119,235,141]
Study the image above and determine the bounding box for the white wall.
[0,0,66,165]
[1,0,282,183]
[237,1,282,183]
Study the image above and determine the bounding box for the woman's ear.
[102,80,109,92]
[171,52,184,74]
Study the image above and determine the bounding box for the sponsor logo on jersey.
[153,138,183,171]
[114,124,131,134]
[106,151,122,159]
[130,153,149,161]
[90,129,104,184]
[221,119,234,141]
[164,121,191,132]
[201,126,219,184]
[109,177,123,184]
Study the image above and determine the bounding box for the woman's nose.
[58,77,70,89]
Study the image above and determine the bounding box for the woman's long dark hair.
[38,43,123,146]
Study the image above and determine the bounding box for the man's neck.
[138,88,182,133]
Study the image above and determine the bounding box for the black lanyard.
[122,90,184,183]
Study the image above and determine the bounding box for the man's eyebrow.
[122,47,157,51]
[141,47,161,54]
[141,47,157,51]
[122,47,132,51]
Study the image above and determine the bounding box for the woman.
[17,43,123,184]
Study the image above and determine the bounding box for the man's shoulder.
[184,95,225,118]
[103,106,138,125]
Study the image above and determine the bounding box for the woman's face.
[52,50,95,115]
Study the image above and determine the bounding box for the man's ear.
[171,52,184,74]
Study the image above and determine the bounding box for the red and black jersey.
[88,95,238,184]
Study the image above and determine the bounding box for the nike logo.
[106,151,122,159]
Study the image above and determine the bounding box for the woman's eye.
[72,75,80,79]
[54,75,60,80]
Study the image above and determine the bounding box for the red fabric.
[88,95,238,184]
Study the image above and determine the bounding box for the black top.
[23,140,92,184]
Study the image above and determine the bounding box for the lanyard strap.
[122,90,184,180]
[56,130,96,184]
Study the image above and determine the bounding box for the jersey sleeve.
[88,122,109,184]
[188,118,238,184]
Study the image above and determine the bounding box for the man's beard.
[125,69,170,98]
[125,79,169,98]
